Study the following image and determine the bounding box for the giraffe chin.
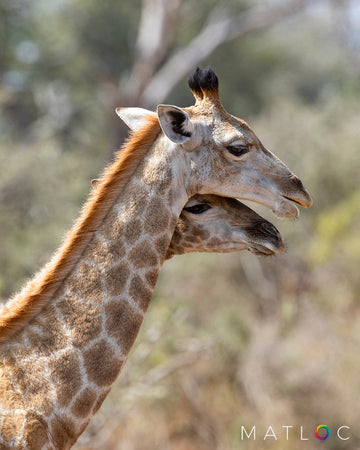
[272,198,299,219]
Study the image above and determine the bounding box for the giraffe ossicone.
[0,67,310,448]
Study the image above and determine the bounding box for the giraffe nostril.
[290,174,305,191]
[259,221,280,238]
[258,221,285,253]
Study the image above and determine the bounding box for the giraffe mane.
[0,115,161,342]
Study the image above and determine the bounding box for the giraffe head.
[117,68,312,219]
[166,194,284,259]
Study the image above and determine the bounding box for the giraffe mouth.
[211,240,283,256]
[272,197,299,219]
[249,239,285,256]
[249,243,276,256]
[282,195,308,208]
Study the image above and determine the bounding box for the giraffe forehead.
[188,107,254,146]
[213,111,253,141]
[212,124,247,146]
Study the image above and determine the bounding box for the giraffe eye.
[184,204,211,214]
[227,144,249,157]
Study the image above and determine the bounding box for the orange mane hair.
[0,115,161,342]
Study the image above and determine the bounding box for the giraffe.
[0,194,283,449]
[0,67,311,448]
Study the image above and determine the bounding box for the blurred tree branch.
[121,0,309,108]
[125,0,182,102]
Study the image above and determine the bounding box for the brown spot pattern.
[129,275,152,311]
[92,389,110,415]
[105,261,130,296]
[0,368,24,410]
[23,412,49,449]
[58,297,102,348]
[125,184,150,216]
[49,418,68,450]
[68,263,103,303]
[50,415,77,447]
[144,197,169,234]
[142,160,167,187]
[11,359,52,416]
[71,388,96,418]
[156,166,173,195]
[0,413,24,444]
[124,219,143,246]
[48,349,82,408]
[26,312,67,357]
[87,236,126,266]
[100,209,124,241]
[145,269,159,288]
[197,228,211,241]
[105,299,143,353]
[83,339,123,386]
[128,241,158,269]
[155,235,170,255]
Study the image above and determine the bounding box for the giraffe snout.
[257,221,285,254]
[283,174,313,208]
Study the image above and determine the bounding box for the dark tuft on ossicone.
[188,67,219,98]
[188,67,203,99]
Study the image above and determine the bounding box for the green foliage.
[310,191,360,264]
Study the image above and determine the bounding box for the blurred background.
[1,0,360,448]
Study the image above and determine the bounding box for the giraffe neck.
[0,135,189,447]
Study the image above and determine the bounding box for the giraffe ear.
[115,107,157,131]
[157,105,194,145]
[91,179,100,189]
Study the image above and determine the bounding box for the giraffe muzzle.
[252,221,285,255]
[282,175,313,208]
